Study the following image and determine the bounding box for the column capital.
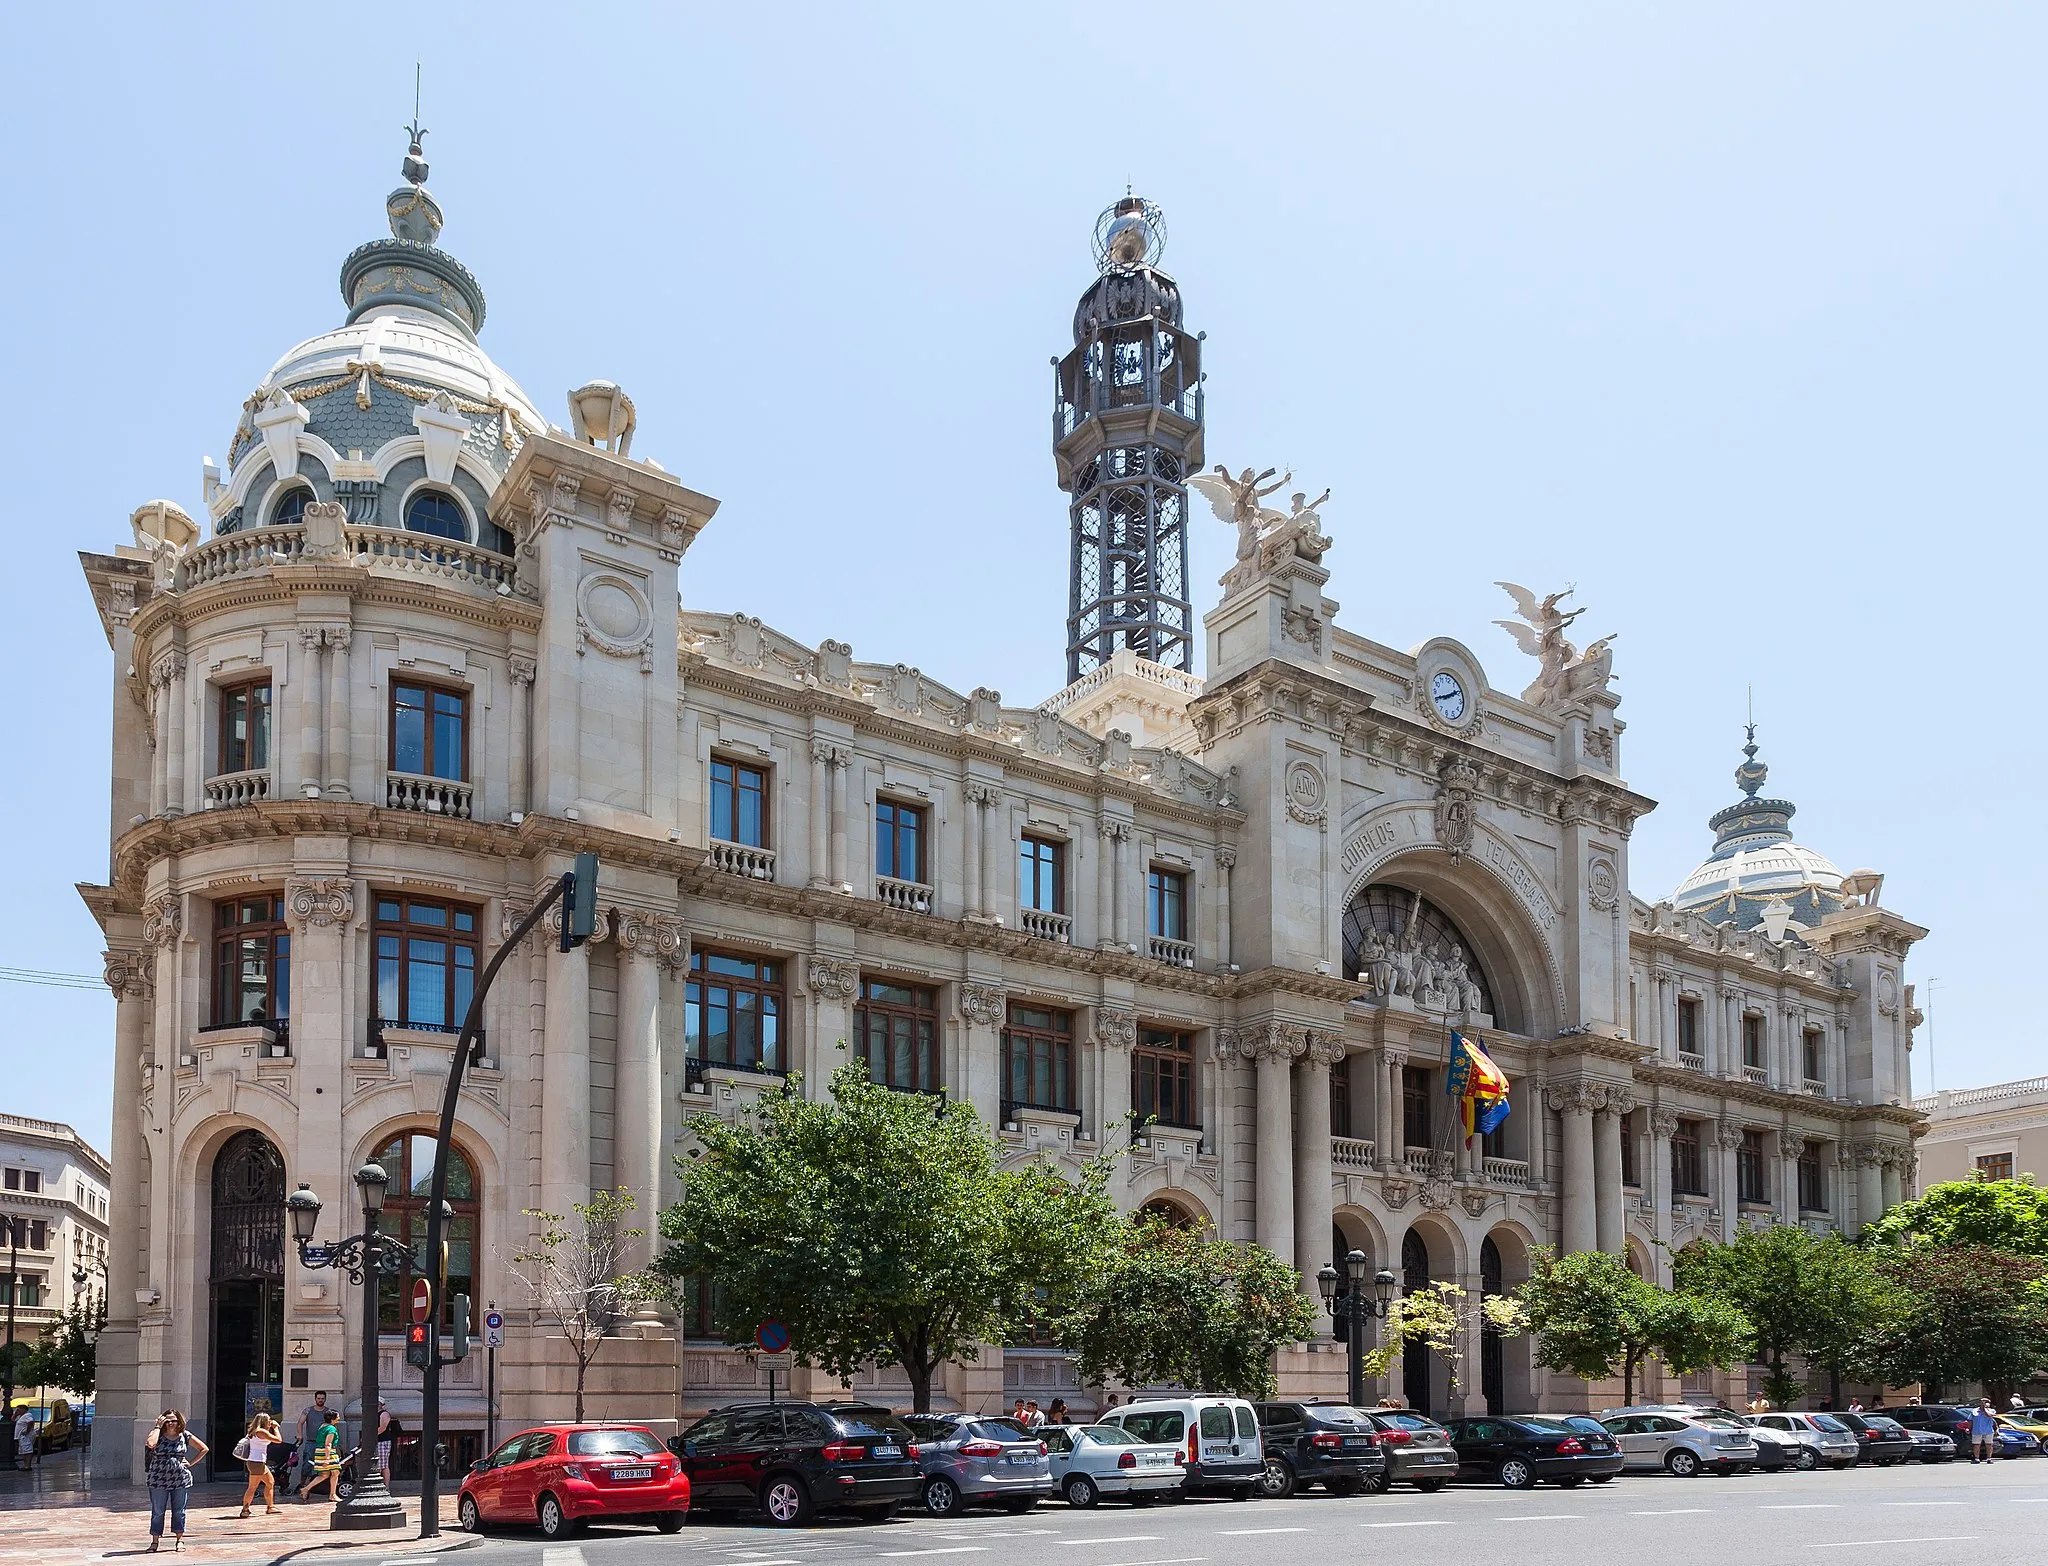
[102,948,153,1000]
[1094,1006,1137,1050]
[285,877,356,929]
[508,653,538,688]
[1715,1120,1747,1150]
[1098,817,1132,843]
[806,956,860,1002]
[615,909,686,966]
[960,982,1007,1028]
[1215,846,1238,870]
[1236,1022,1309,1063]
[151,650,187,687]
[141,893,182,948]
[1650,1108,1680,1141]
[1304,1031,1346,1067]
[963,780,1003,809]
[1544,1080,1602,1115]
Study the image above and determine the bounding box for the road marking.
[879,1552,989,1561]
[1091,1559,1207,1566]
[1882,1501,1967,1506]
[1363,1519,1452,1527]
[540,1551,588,1566]
[1763,1503,1839,1509]
[1063,1539,1161,1547]
[1814,1540,1979,1550]
[1498,1514,1582,1521]
[1631,1508,1713,1515]
[1216,1527,1308,1535]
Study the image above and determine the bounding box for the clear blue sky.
[2,3,2038,1151]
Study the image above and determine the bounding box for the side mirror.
[681,1439,698,1459]
[468,1458,487,1475]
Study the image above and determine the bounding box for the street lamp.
[287,1167,407,1531]
[1316,1250,1399,1409]
[1,1216,20,1470]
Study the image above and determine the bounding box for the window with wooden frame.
[710,757,769,848]
[1019,835,1065,913]
[1741,1012,1765,1069]
[372,895,478,1032]
[854,977,939,1094]
[213,893,291,1025]
[875,798,926,883]
[370,1131,478,1332]
[1977,1152,2016,1183]
[1670,1118,1705,1195]
[216,678,272,775]
[1619,1109,1639,1187]
[1802,1027,1825,1083]
[1146,866,1188,941]
[685,950,784,1073]
[1797,1141,1828,1212]
[1132,1026,1197,1130]
[1739,1129,1768,1203]
[1676,996,1701,1056]
[1329,1054,1352,1139]
[1001,1003,1074,1116]
[1402,1064,1433,1152]
[390,681,468,781]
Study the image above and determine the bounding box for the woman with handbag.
[237,1412,281,1517]
[143,1410,208,1552]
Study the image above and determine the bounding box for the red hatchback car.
[458,1423,690,1539]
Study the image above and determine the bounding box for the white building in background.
[1914,1078,2048,1188]
[75,147,1929,1481]
[0,1113,111,1348]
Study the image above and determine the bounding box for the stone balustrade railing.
[1802,1078,1828,1097]
[1741,1064,1770,1086]
[174,524,516,595]
[1331,1135,1377,1170]
[180,529,307,587]
[1404,1147,1452,1177]
[1019,908,1072,943]
[203,769,271,808]
[707,840,777,880]
[875,875,935,914]
[1148,934,1196,969]
[385,771,475,819]
[1678,1052,1708,1073]
[1483,1156,1532,1188]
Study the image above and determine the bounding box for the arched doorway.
[208,1131,285,1474]
[1401,1229,1432,1416]
[1343,884,1498,1022]
[1480,1236,1505,1415]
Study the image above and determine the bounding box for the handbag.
[232,1437,252,1461]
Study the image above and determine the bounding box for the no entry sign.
[411,1278,433,1324]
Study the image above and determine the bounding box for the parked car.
[1996,1425,2042,1458]
[1356,1409,1459,1492]
[2001,1412,2048,1449]
[1890,1405,1985,1458]
[1730,1419,1800,1471]
[899,1413,1051,1517]
[1741,1412,1860,1471]
[1100,1397,1263,1499]
[1439,1415,1624,1490]
[459,1424,689,1540]
[1833,1412,1914,1466]
[1596,1407,1756,1476]
[1040,1423,1185,1508]
[668,1401,923,1527]
[1252,1402,1391,1498]
[1901,1424,1959,1464]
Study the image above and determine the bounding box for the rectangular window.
[1002,1003,1074,1115]
[875,799,926,883]
[213,894,291,1024]
[685,950,785,1073]
[1147,867,1188,941]
[1676,997,1700,1056]
[21,1173,37,1195]
[10,1276,39,1308]
[1402,1065,1432,1152]
[1741,1013,1764,1069]
[27,1220,46,1250]
[1330,1054,1352,1140]
[1978,1153,2016,1182]
[373,896,478,1031]
[1019,835,1065,913]
[854,977,939,1094]
[1,1171,14,1190]
[391,681,468,781]
[217,678,271,774]
[680,1275,720,1339]
[1739,1130,1768,1203]
[1671,1119,1704,1195]
[1619,1110,1639,1187]
[1802,1028,1824,1083]
[1132,1026,1197,1130]
[1798,1142,1828,1212]
[710,757,769,848]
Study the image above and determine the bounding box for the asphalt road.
[410,1455,2048,1566]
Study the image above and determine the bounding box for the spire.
[1709,722,1795,854]
[1736,720,1768,798]
[338,86,486,336]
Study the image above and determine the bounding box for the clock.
[1431,671,1467,722]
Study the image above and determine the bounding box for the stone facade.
[0,1113,110,1350]
[1914,1077,2048,1188]
[75,167,1930,1479]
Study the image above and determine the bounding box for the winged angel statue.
[1494,582,1616,710]
[1188,465,1333,579]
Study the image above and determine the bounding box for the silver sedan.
[1042,1423,1185,1508]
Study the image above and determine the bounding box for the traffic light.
[448,1293,471,1362]
[405,1322,430,1369]
[562,852,599,951]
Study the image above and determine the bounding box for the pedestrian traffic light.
[405,1322,430,1369]
[562,851,599,951]
[448,1293,470,1362]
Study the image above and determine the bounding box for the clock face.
[1431,671,1467,721]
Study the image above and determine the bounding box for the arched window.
[1139,1197,1199,1231]
[1343,884,1495,1019]
[370,1132,478,1332]
[269,485,312,526]
[210,1131,285,1281]
[404,489,468,542]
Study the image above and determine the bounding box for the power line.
[0,967,103,991]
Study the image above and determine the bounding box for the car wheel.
[1064,1474,1099,1509]
[1258,1458,1296,1500]
[1795,1448,1821,1472]
[921,1476,962,1518]
[537,1493,577,1540]
[1498,1458,1537,1490]
[1413,1478,1447,1494]
[1666,1448,1702,1479]
[999,1497,1037,1515]
[1364,1470,1393,1495]
[1327,1476,1363,1498]
[762,1474,812,1528]
[456,1495,483,1534]
[656,1511,687,1533]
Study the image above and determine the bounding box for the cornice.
[127,566,543,645]
[1627,1059,1925,1130]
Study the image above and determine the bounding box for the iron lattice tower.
[1053,196,1204,683]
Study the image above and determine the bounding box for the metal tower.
[1053,196,1205,683]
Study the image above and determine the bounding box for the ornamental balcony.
[706,840,776,880]
[177,523,517,596]
[1802,1077,1828,1097]
[875,875,935,914]
[1148,934,1196,969]
[1741,1064,1770,1086]
[1331,1135,1377,1171]
[1404,1147,1454,1178]
[203,768,272,808]
[385,771,474,818]
[1482,1156,1533,1189]
[1677,1051,1708,1073]
[1019,908,1072,943]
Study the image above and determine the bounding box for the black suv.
[1253,1401,1390,1498]
[669,1401,924,1526]
[1889,1405,1979,1457]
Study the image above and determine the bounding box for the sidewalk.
[0,1454,476,1564]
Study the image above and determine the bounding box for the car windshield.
[568,1429,661,1457]
[1310,1406,1374,1426]
[1694,1417,1744,1430]
[829,1407,914,1441]
[1122,1412,1184,1443]
[1373,1412,1440,1432]
[1080,1425,1140,1445]
[1514,1417,1577,1434]
[1810,1415,1851,1433]
[975,1419,1031,1441]
[1864,1416,1904,1432]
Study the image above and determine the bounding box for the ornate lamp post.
[286,1166,408,1531]
[1316,1250,1399,1409]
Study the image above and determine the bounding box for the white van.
[1100,1397,1264,1499]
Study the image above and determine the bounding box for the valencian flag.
[1443,1031,1511,1143]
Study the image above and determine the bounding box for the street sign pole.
[483,1304,502,1454]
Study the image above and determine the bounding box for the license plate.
[610,1466,652,1480]
[1141,1454,1170,1466]
[1343,1438,1373,1450]
[1005,1453,1036,1465]
[1423,1453,1452,1463]
[872,1445,901,1459]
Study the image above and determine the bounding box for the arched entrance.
[1480,1236,1505,1415]
[1401,1229,1433,1416]
[208,1131,286,1474]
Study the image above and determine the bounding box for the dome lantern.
[1670,724,1846,937]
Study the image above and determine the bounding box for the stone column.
[1380,1050,1406,1167]
[1095,1006,1136,1150]
[148,667,169,817]
[1880,1150,1904,1214]
[614,913,676,1273]
[297,629,324,799]
[828,748,850,889]
[1776,1131,1801,1225]
[1113,824,1132,948]
[1716,1123,1743,1242]
[960,983,1007,1125]
[1551,1084,1598,1255]
[1252,1026,1306,1263]
[96,949,150,1478]
[540,910,596,1220]
[804,957,860,1095]
[1856,1146,1884,1232]
[509,654,536,817]
[162,652,188,817]
[1594,1093,1628,1255]
[961,786,983,918]
[1098,820,1129,950]
[1295,1035,1341,1311]
[1216,848,1235,969]
[980,784,1006,923]
[1649,1109,1678,1274]
[323,626,351,799]
[808,739,833,888]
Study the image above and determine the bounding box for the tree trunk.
[1623,1347,1638,1409]
[574,1347,588,1423]
[906,1357,934,1414]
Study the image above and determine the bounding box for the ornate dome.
[1670,728,1846,938]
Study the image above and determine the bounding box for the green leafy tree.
[651,1063,1120,1411]
[511,1187,646,1421]
[1358,1280,1526,1404]
[1672,1227,1896,1405]
[1866,1177,2048,1255]
[1514,1249,1750,1407]
[32,1294,104,1398]
[1865,1244,2048,1400]
[1054,1216,1319,1400]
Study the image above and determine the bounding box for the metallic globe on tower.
[1093,194,1167,272]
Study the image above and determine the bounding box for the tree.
[650,1063,1120,1412]
[511,1187,646,1422]
[1514,1250,1750,1406]
[1672,1227,1896,1405]
[32,1295,103,1398]
[1359,1280,1526,1404]
[1866,1177,2048,1256]
[1054,1216,1318,1400]
[1865,1244,2048,1400]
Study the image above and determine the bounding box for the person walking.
[297,1410,343,1502]
[1970,1398,1999,1464]
[12,1404,37,1470]
[144,1410,207,1553]
[374,1400,394,1484]
[292,1391,329,1491]
[237,1412,281,1518]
